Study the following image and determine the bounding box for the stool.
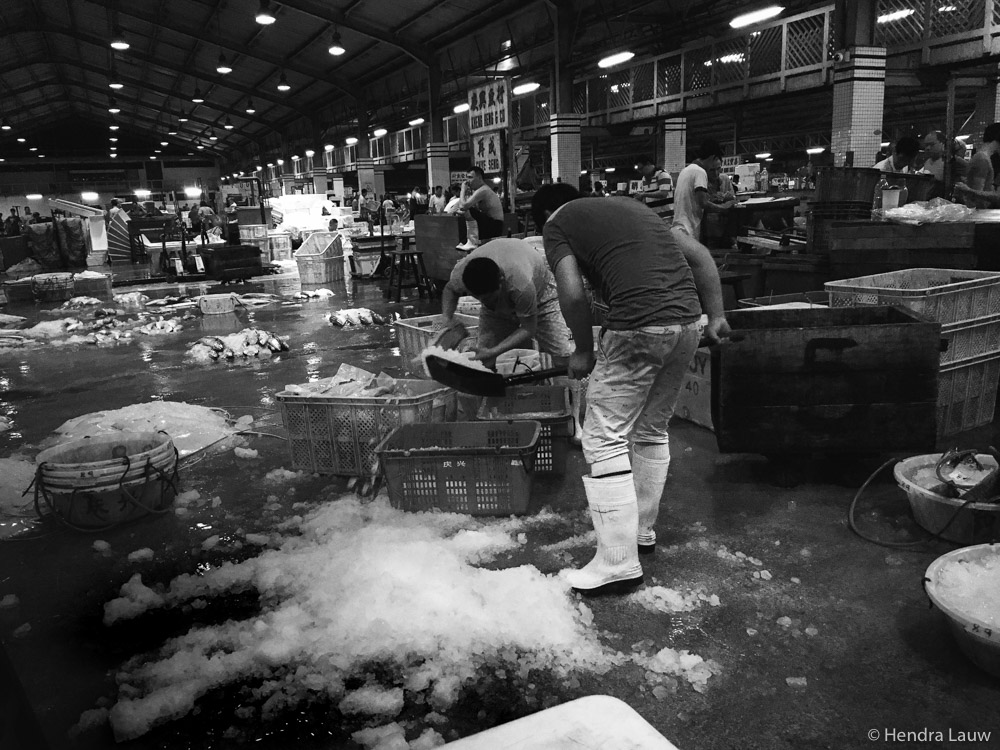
[384,249,432,302]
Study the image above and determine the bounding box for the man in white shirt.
[873,136,920,173]
[671,140,723,240]
[428,185,448,214]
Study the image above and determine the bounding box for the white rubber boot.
[565,474,644,595]
[632,449,670,555]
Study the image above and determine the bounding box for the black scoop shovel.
[424,354,567,397]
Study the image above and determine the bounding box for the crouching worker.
[531,184,730,596]
[440,238,583,442]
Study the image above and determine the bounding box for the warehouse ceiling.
[0,0,833,170]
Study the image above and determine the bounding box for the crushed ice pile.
[282,363,422,399]
[95,495,720,743]
[46,401,239,458]
[934,550,1000,628]
[420,345,491,377]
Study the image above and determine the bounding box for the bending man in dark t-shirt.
[532,185,730,596]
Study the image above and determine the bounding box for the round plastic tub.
[924,543,1000,677]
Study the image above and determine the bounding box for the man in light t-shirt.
[671,140,724,240]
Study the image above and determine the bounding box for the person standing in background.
[874,136,920,173]
[672,140,724,241]
[635,155,674,216]
[457,167,505,243]
[4,208,22,237]
[428,185,448,214]
[225,199,239,245]
[196,201,215,244]
[954,123,1000,207]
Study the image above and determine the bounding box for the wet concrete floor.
[0,261,997,749]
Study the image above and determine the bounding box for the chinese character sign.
[473,132,503,174]
[467,80,510,135]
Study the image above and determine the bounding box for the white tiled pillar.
[663,117,687,176]
[426,142,451,192]
[356,157,376,200]
[550,114,582,186]
[831,47,886,168]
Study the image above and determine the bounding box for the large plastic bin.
[395,313,479,369]
[277,380,457,476]
[376,421,540,515]
[477,386,572,473]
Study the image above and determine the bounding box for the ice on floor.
[101,495,630,741]
[92,540,111,553]
[0,458,38,518]
[264,467,304,483]
[628,585,721,614]
[640,647,720,694]
[48,401,238,458]
[339,686,405,717]
[234,447,259,459]
[0,594,19,609]
[128,549,155,563]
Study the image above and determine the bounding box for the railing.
[874,0,994,56]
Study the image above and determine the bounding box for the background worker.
[672,139,725,241]
[457,166,505,243]
[635,155,674,217]
[439,239,582,443]
[874,136,920,173]
[953,123,1000,207]
[531,184,729,596]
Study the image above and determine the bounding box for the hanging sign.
[467,80,510,135]
[473,131,503,174]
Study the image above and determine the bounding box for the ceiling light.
[730,6,784,28]
[373,128,387,137]
[605,167,616,172]
[806,146,826,155]
[267,162,274,168]
[108,68,124,90]
[598,51,634,68]
[35,154,43,158]
[255,165,263,171]
[224,117,234,130]
[277,73,291,91]
[409,117,425,127]
[149,155,156,159]
[328,29,346,56]
[154,150,162,154]
[0,119,11,130]
[160,141,168,146]
[134,189,151,198]
[197,144,205,150]
[291,155,300,161]
[109,123,119,130]
[17,137,26,143]
[305,149,315,157]
[877,9,915,23]
[108,98,121,114]
[880,141,890,147]
[209,130,218,141]
[110,27,130,50]
[110,137,118,142]
[168,130,177,135]
[581,169,588,174]
[346,137,358,145]
[178,111,189,122]
[110,153,118,158]
[26,194,43,200]
[512,81,540,96]
[755,152,771,159]
[276,158,284,165]
[324,144,334,151]
[81,191,99,201]
[110,146,117,150]
[29,147,37,152]
[185,187,202,198]
[245,99,256,114]
[453,103,470,113]
[216,53,233,75]
[255,0,276,25]
[192,87,205,104]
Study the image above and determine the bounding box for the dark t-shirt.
[542,197,702,329]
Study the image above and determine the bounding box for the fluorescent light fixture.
[580,169,588,174]
[216,53,233,75]
[730,5,784,28]
[255,0,276,25]
[160,141,168,146]
[346,136,358,145]
[108,98,121,114]
[880,141,890,147]
[149,156,156,159]
[184,187,202,198]
[110,27,130,50]
[109,124,119,130]
[109,79,124,90]
[373,128,388,137]
[109,137,118,142]
[305,149,315,157]
[168,130,177,135]
[453,103,470,113]
[81,192,99,201]
[110,153,118,158]
[598,51,634,69]
[765,158,773,162]
[178,111,189,122]
[277,73,291,91]
[806,146,826,155]
[17,137,26,143]
[255,165,262,171]
[224,117,234,130]
[209,130,218,141]
[276,158,284,165]
[291,155,300,161]
[513,81,541,95]
[605,167,616,172]
[0,120,10,130]
[755,152,771,159]
[245,99,256,114]
[877,9,915,23]
[154,150,161,153]
[192,87,205,103]
[492,177,502,184]
[134,189,151,198]
[267,162,274,168]
[109,146,117,151]
[26,194,43,200]
[408,117,425,126]
[196,145,205,150]
[324,144,334,151]
[29,147,37,152]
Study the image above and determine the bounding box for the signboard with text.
[467,80,510,135]
[473,131,503,174]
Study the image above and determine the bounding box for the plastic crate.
[32,273,74,302]
[826,268,1000,325]
[375,421,541,515]
[296,255,345,285]
[3,279,35,303]
[349,248,383,277]
[941,314,1000,366]
[937,352,1000,436]
[477,386,572,474]
[72,274,113,301]
[456,296,481,316]
[277,380,457,476]
[395,313,479,368]
[239,224,267,239]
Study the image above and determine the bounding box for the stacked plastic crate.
[826,268,1000,436]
